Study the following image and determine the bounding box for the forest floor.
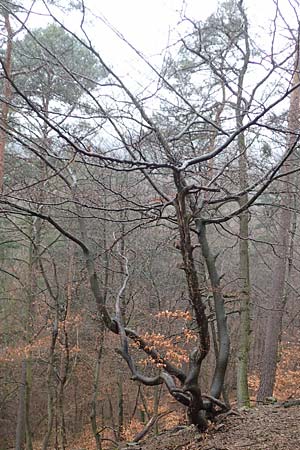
[121,403,300,450]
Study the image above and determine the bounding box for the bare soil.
[121,404,300,450]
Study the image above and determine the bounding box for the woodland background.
[1,0,300,449]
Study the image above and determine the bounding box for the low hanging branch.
[114,251,163,386]
[2,177,228,432]
[112,234,219,432]
[113,252,191,403]
[131,410,173,443]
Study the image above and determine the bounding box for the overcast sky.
[21,0,298,84]
[88,0,219,55]
[86,0,278,55]
[75,0,278,84]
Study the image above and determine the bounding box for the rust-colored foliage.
[131,309,197,369]
[249,334,300,400]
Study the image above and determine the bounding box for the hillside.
[120,404,300,450]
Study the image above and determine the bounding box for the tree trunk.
[117,377,124,441]
[15,361,26,450]
[24,218,43,449]
[257,36,300,402]
[236,1,251,407]
[90,202,109,450]
[90,330,104,450]
[0,12,13,191]
[256,203,292,401]
[174,182,210,429]
[153,385,161,435]
[237,134,251,407]
[196,220,230,400]
[57,350,68,450]
[42,318,58,450]
[25,359,33,450]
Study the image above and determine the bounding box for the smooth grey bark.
[196,219,230,400]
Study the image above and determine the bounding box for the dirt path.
[123,404,300,450]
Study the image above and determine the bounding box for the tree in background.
[0,2,14,190]
[1,0,300,447]
[171,0,253,407]
[257,27,300,402]
[1,16,108,450]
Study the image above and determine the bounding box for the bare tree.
[257,26,300,402]
[1,0,300,440]
[0,7,13,190]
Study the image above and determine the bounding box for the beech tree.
[1,0,300,443]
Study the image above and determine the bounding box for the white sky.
[86,0,278,54]
[10,0,298,150]
[85,0,269,66]
[21,0,296,60]
[17,0,298,87]
[18,0,221,88]
[78,0,278,85]
[88,0,219,56]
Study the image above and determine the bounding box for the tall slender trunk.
[236,1,251,407]
[42,317,58,450]
[16,219,40,450]
[56,322,70,450]
[256,204,292,402]
[0,12,13,191]
[237,133,251,407]
[15,361,26,450]
[117,377,124,441]
[257,35,300,402]
[56,243,74,450]
[90,329,104,450]
[90,195,109,450]
[25,359,33,450]
[196,220,230,399]
[153,385,162,435]
[24,219,42,450]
